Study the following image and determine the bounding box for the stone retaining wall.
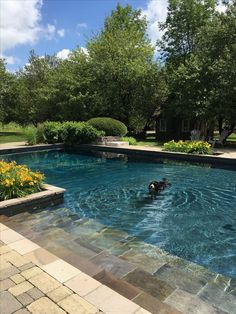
[0,184,65,216]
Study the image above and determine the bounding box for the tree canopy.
[0,2,235,137]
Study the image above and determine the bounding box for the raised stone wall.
[0,184,65,216]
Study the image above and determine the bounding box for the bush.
[87,117,127,136]
[121,137,137,145]
[0,161,44,201]
[163,140,213,155]
[61,121,104,145]
[42,121,63,144]
[24,126,38,145]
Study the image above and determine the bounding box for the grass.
[136,136,163,147]
[0,123,27,144]
[136,132,236,148]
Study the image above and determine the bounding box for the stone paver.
[0,229,24,244]
[14,309,31,314]
[198,282,236,313]
[41,259,81,283]
[1,250,29,267]
[21,266,43,279]
[0,223,9,232]
[0,291,22,314]
[17,292,34,306]
[24,247,58,267]
[85,285,140,314]
[27,287,44,300]
[10,274,25,284]
[27,297,66,314]
[19,262,35,271]
[58,294,98,314]
[0,245,12,255]
[0,264,19,280]
[134,309,152,314]
[65,272,102,297]
[29,272,61,294]
[0,278,15,291]
[9,238,39,255]
[165,289,227,314]
[47,286,73,303]
[9,281,34,296]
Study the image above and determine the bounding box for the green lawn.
[136,136,162,147]
[136,132,236,147]
[0,131,27,144]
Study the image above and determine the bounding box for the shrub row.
[163,140,212,155]
[24,117,128,145]
[0,161,44,201]
[41,121,105,145]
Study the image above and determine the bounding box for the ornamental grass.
[0,161,44,201]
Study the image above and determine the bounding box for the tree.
[87,4,165,131]
[159,0,216,64]
[158,0,236,138]
[0,59,19,123]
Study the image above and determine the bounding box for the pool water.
[2,150,236,278]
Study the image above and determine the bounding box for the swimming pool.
[2,150,236,278]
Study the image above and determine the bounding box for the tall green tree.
[87,4,165,131]
[0,59,19,123]
[159,0,216,64]
[158,0,236,138]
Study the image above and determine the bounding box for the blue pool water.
[2,150,236,278]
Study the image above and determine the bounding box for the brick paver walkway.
[0,223,149,314]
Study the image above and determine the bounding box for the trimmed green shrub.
[61,121,104,145]
[42,121,63,144]
[121,137,137,145]
[163,140,213,155]
[87,117,127,136]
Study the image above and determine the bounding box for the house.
[153,108,195,141]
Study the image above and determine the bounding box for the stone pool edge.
[77,144,236,166]
[0,184,65,216]
[0,143,64,155]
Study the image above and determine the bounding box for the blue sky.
[1,0,170,71]
[1,0,226,71]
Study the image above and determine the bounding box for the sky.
[0,0,169,71]
[0,0,226,71]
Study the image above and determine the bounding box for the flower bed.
[163,140,213,155]
[0,161,44,201]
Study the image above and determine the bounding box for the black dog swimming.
[148,178,171,195]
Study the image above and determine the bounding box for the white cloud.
[81,47,88,55]
[56,49,71,60]
[77,23,87,28]
[0,54,16,65]
[57,29,65,37]
[216,0,227,13]
[0,0,42,54]
[142,0,168,45]
[0,0,62,57]
[45,24,56,40]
